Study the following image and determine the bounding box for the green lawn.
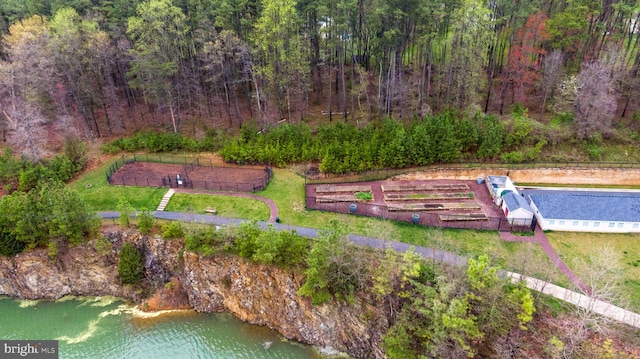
[256,168,559,280]
[67,162,573,292]
[69,158,166,211]
[164,193,270,221]
[546,231,640,311]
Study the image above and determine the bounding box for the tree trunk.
[169,102,178,133]
[340,47,348,119]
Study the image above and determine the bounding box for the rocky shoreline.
[0,228,388,359]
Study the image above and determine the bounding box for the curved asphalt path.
[98,211,640,329]
[99,211,468,267]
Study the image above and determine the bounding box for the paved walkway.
[504,272,640,329]
[97,211,640,329]
[171,188,279,222]
[500,227,591,294]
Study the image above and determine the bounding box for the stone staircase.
[157,189,175,211]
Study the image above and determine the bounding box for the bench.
[205,207,217,214]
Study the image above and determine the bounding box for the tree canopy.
[0,0,638,149]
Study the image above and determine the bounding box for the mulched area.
[306,179,513,231]
[108,161,270,192]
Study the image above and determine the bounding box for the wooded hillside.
[0,0,639,160]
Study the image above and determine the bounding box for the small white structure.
[485,175,534,225]
[502,192,534,225]
[485,175,517,206]
[526,190,640,233]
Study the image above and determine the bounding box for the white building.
[485,175,517,206]
[502,192,534,225]
[525,190,640,233]
[486,175,534,224]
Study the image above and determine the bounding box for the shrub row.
[0,181,100,257]
[0,148,85,192]
[101,129,228,154]
[219,110,550,173]
[184,221,309,268]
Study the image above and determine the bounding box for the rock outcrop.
[0,228,388,358]
[183,252,388,358]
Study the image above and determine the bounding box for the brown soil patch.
[306,179,516,231]
[393,167,640,186]
[109,161,269,191]
[141,277,190,311]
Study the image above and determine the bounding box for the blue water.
[0,296,332,359]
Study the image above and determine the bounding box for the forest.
[0,0,639,161]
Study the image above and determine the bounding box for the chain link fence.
[106,154,272,193]
[306,195,535,232]
[304,161,640,185]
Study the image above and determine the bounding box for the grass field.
[256,168,562,282]
[546,231,640,311]
[164,193,270,221]
[69,160,602,295]
[69,157,166,210]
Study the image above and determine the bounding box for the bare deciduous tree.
[562,245,625,358]
[574,61,617,140]
[1,100,49,160]
[0,16,55,160]
[202,30,251,128]
[539,50,564,120]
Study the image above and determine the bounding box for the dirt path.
[172,188,279,223]
[394,167,640,186]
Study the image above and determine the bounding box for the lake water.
[0,296,335,358]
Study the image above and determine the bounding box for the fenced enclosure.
[306,195,535,232]
[106,154,272,193]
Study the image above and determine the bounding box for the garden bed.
[384,192,475,201]
[382,183,469,192]
[439,213,488,221]
[387,202,482,212]
[315,184,372,194]
[315,194,367,203]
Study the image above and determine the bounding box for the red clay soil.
[306,179,514,231]
[109,161,269,191]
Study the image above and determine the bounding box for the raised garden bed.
[316,194,370,203]
[439,213,488,221]
[387,202,482,212]
[382,183,469,192]
[384,192,475,201]
[315,184,372,194]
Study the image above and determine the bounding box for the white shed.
[485,175,517,206]
[501,192,534,225]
